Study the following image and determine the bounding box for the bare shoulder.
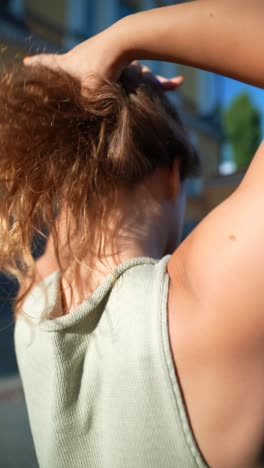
[167,141,264,467]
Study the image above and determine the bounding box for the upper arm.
[179,140,264,334]
[168,141,264,467]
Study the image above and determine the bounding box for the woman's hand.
[23,26,183,92]
[23,28,125,89]
[131,62,183,90]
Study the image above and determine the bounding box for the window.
[0,0,10,14]
[85,0,96,37]
[2,0,24,18]
[119,0,137,19]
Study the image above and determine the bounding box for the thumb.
[23,54,61,70]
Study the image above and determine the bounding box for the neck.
[60,189,169,312]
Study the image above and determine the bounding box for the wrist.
[105,15,138,78]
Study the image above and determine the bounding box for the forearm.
[114,0,264,88]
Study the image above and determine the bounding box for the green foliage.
[224,93,261,170]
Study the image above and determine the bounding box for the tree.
[224,93,261,170]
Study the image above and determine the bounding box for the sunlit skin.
[34,161,184,312]
[24,1,264,466]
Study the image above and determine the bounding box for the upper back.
[15,256,207,468]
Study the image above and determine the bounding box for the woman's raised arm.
[24,0,264,88]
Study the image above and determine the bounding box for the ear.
[168,159,181,201]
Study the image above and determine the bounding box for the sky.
[220,76,264,137]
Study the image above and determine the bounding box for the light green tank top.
[15,256,207,468]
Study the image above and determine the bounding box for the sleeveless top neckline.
[21,256,159,332]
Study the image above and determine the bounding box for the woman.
[3,0,264,467]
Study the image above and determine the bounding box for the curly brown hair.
[0,64,199,311]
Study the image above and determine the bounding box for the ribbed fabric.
[15,256,207,468]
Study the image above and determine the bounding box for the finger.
[130,62,153,75]
[158,75,184,90]
[23,54,61,70]
[131,60,140,66]
[156,75,184,84]
[141,70,159,84]
[130,61,143,73]
[141,65,152,73]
